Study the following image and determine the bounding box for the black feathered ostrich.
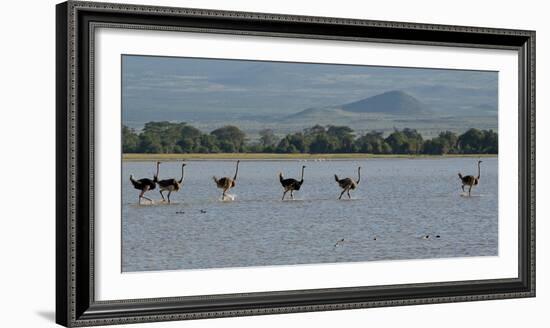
[335,166,361,199]
[129,163,158,205]
[458,160,482,196]
[279,165,306,200]
[213,160,240,200]
[156,161,186,204]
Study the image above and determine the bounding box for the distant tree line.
[123,121,498,155]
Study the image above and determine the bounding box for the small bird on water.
[334,238,345,247]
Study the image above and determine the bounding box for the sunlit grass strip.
[123,153,497,161]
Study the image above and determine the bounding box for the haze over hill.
[122,55,498,137]
[286,91,430,121]
[342,91,430,114]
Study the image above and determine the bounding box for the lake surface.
[122,157,498,272]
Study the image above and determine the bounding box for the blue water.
[122,157,498,272]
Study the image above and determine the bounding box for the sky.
[122,55,498,125]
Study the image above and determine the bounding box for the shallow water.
[122,157,498,272]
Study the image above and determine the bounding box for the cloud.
[300,73,372,85]
[123,72,248,94]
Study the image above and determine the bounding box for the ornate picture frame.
[56,1,535,326]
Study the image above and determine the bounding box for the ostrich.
[279,165,306,200]
[334,166,361,199]
[458,160,482,196]
[156,161,186,204]
[129,163,158,204]
[213,160,240,200]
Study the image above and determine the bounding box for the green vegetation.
[123,121,498,156]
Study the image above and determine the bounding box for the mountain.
[284,90,430,123]
[342,90,430,115]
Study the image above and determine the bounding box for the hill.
[341,90,430,115]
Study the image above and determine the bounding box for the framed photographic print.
[56,1,535,326]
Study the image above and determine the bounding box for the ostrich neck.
[356,167,361,184]
[155,162,160,178]
[300,167,305,182]
[477,162,481,179]
[179,164,185,183]
[233,162,239,180]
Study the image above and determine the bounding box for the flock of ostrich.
[129,159,483,205]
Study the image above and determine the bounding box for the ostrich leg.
[139,186,152,203]
[461,184,465,192]
[347,189,351,199]
[167,191,172,204]
[137,190,143,204]
[282,190,288,200]
[222,188,228,200]
[468,185,472,196]
[139,192,152,204]
[290,190,294,199]
[159,190,165,201]
[339,189,346,200]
